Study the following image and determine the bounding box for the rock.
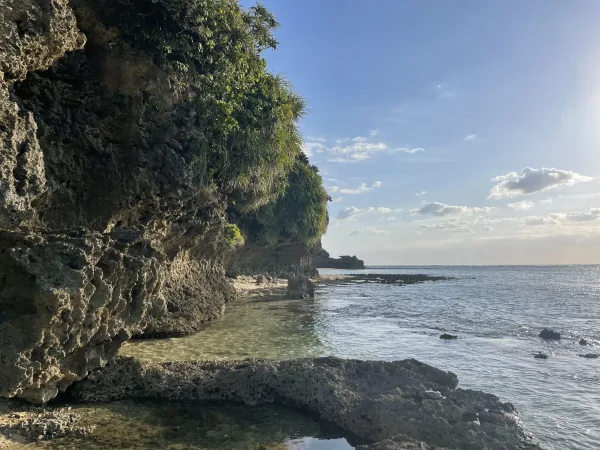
[439,333,458,340]
[578,354,599,359]
[579,338,588,345]
[313,251,366,270]
[256,275,266,284]
[287,277,315,299]
[539,328,561,340]
[72,356,542,450]
[0,399,95,446]
[533,352,549,359]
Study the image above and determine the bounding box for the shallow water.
[123,265,600,450]
[13,401,354,450]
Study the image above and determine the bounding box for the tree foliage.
[102,0,328,246]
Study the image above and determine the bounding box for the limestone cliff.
[0,0,328,403]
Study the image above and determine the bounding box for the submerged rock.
[72,356,542,449]
[578,354,599,359]
[533,352,549,359]
[539,328,561,340]
[439,333,458,340]
[0,399,94,446]
[579,338,588,345]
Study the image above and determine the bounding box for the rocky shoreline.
[67,356,542,450]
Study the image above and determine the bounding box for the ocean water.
[123,265,600,450]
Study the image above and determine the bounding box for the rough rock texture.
[313,249,366,270]
[0,0,238,402]
[72,356,543,450]
[0,0,85,229]
[287,276,315,299]
[0,398,94,447]
[538,329,560,340]
[226,240,319,279]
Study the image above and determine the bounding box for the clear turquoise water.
[124,265,600,450]
[13,401,354,449]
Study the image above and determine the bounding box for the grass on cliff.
[100,0,328,246]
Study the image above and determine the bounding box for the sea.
[118,265,600,450]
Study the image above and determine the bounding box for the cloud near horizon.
[421,220,473,233]
[488,167,593,199]
[349,227,390,236]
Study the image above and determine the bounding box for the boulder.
[579,338,588,345]
[313,252,366,270]
[539,328,561,340]
[72,356,543,450]
[439,333,458,340]
[287,277,315,299]
[533,352,548,359]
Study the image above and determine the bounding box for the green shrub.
[224,223,245,247]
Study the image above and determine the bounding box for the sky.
[244,0,600,264]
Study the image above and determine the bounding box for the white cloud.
[327,133,425,162]
[523,216,560,226]
[338,181,382,195]
[488,167,593,199]
[330,197,344,203]
[481,226,493,231]
[565,211,600,222]
[326,186,339,193]
[507,200,534,211]
[349,227,390,237]
[388,216,396,221]
[421,220,473,233]
[400,147,425,154]
[523,208,600,225]
[301,142,326,157]
[539,198,553,204]
[410,202,467,217]
[337,206,399,220]
[307,137,326,142]
[416,191,427,196]
[409,202,494,217]
[464,134,477,141]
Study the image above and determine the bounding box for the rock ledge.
[71,356,542,450]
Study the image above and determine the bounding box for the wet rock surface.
[538,329,561,340]
[72,356,542,449]
[287,277,315,299]
[332,274,453,285]
[577,353,599,359]
[0,399,93,447]
[439,334,459,340]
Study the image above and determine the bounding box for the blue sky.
[247,0,600,264]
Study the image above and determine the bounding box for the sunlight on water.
[122,298,329,362]
[122,266,600,450]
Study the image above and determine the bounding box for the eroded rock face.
[0,230,164,403]
[72,356,543,450]
[0,0,238,402]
